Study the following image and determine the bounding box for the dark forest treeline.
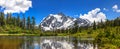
[0,12,35,29]
[0,12,40,34]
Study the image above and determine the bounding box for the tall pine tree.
[0,12,5,26]
[6,13,12,25]
[17,14,20,27]
[32,16,35,30]
[27,16,31,29]
[93,21,96,30]
[22,14,26,29]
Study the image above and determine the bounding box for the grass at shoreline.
[0,33,40,36]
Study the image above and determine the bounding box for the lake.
[0,36,98,49]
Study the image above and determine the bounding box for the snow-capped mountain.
[40,13,91,31]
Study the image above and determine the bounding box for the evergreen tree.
[6,13,12,25]
[6,13,9,24]
[71,22,78,34]
[75,22,79,33]
[20,21,23,28]
[17,14,20,27]
[27,16,31,29]
[118,17,120,26]
[114,17,120,26]
[32,16,35,30]
[93,21,96,30]
[78,27,82,33]
[0,13,1,26]
[105,19,112,27]
[22,14,26,29]
[13,17,17,26]
[0,12,5,26]
[100,19,105,28]
[6,13,11,25]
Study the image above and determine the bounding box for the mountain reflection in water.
[0,36,97,49]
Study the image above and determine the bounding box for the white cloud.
[80,8,106,23]
[112,4,120,13]
[0,0,32,14]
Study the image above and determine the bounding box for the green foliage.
[31,16,35,31]
[22,15,26,29]
[0,12,5,26]
[27,16,31,29]
[0,12,39,34]
[40,32,57,36]
[101,44,117,49]
[95,26,120,48]
[17,14,20,27]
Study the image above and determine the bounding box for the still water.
[0,36,97,49]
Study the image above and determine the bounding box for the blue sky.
[0,0,120,25]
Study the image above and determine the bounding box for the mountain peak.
[40,13,90,31]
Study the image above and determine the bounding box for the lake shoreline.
[0,34,39,36]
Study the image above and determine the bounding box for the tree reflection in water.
[0,36,97,49]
